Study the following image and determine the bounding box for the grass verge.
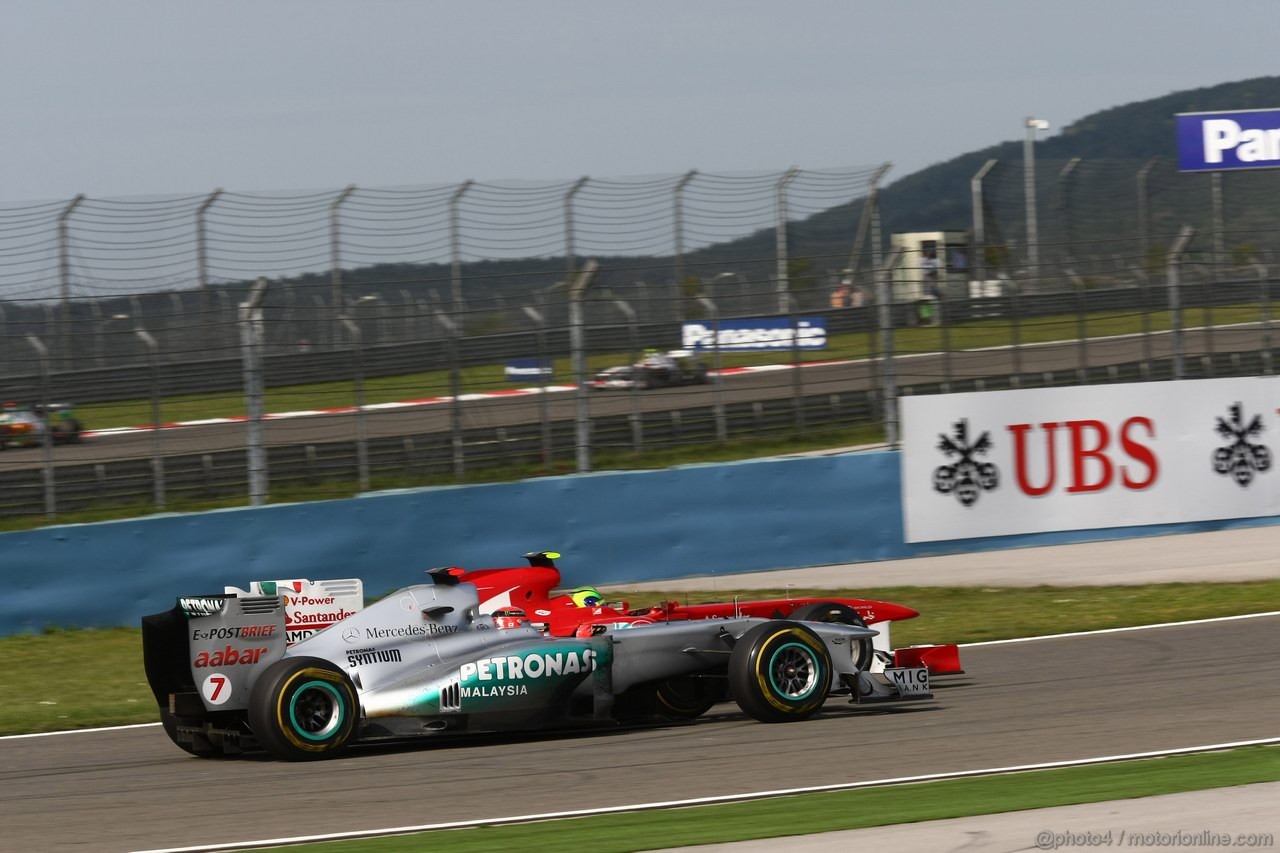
[236,746,1280,852]
[3,580,1278,736]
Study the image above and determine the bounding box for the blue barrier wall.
[2,450,1276,634]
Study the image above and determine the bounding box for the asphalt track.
[3,614,1277,852]
[0,325,1263,470]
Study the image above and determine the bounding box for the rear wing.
[224,578,364,646]
[142,593,288,714]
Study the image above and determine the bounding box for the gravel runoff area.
[657,781,1280,853]
[607,525,1280,591]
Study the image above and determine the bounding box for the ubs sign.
[1176,108,1280,172]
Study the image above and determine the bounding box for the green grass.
[4,580,1277,736]
[76,302,1270,430]
[235,746,1280,852]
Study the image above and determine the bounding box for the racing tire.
[654,675,722,720]
[248,657,358,761]
[158,707,219,758]
[789,602,874,672]
[729,621,832,724]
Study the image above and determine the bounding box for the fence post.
[1136,158,1158,266]
[1067,269,1089,383]
[612,299,644,453]
[569,260,600,473]
[240,277,270,506]
[879,249,906,447]
[1057,157,1081,260]
[564,177,589,284]
[436,311,465,481]
[196,188,223,351]
[673,170,697,322]
[449,180,474,317]
[521,305,553,465]
[338,314,369,491]
[846,162,892,274]
[135,325,166,510]
[1167,227,1196,381]
[57,194,85,369]
[25,335,56,519]
[1256,263,1272,375]
[329,185,356,349]
[696,296,727,442]
[787,292,805,433]
[774,167,800,313]
[1208,171,1225,362]
[1134,268,1153,378]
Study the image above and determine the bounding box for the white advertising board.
[900,378,1279,542]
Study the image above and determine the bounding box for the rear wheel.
[654,675,721,720]
[248,657,358,761]
[790,602,874,672]
[729,621,832,723]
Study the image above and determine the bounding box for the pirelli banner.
[901,378,1278,543]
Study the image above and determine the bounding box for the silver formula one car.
[142,568,931,761]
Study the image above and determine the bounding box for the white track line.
[7,609,1278,744]
[0,721,159,741]
[960,609,1280,648]
[131,737,1280,853]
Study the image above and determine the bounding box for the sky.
[3,0,1279,203]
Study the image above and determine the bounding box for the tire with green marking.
[729,621,832,723]
[248,657,358,761]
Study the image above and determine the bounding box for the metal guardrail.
[0,343,1268,520]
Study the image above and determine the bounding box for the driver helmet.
[570,586,604,608]
[492,607,530,629]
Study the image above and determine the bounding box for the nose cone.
[863,600,919,623]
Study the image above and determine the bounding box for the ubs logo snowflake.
[1213,403,1271,487]
[933,419,999,507]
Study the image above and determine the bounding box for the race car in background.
[144,567,933,761]
[0,402,84,449]
[591,349,709,390]
[461,552,962,676]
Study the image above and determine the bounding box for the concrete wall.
[2,450,1274,634]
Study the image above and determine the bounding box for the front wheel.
[248,657,358,761]
[789,602,874,672]
[729,621,832,723]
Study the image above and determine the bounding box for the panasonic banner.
[682,317,827,352]
[1176,108,1280,172]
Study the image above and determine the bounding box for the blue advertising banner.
[681,316,827,351]
[1176,108,1280,172]
[504,358,554,381]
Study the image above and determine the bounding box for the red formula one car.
[460,552,962,676]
